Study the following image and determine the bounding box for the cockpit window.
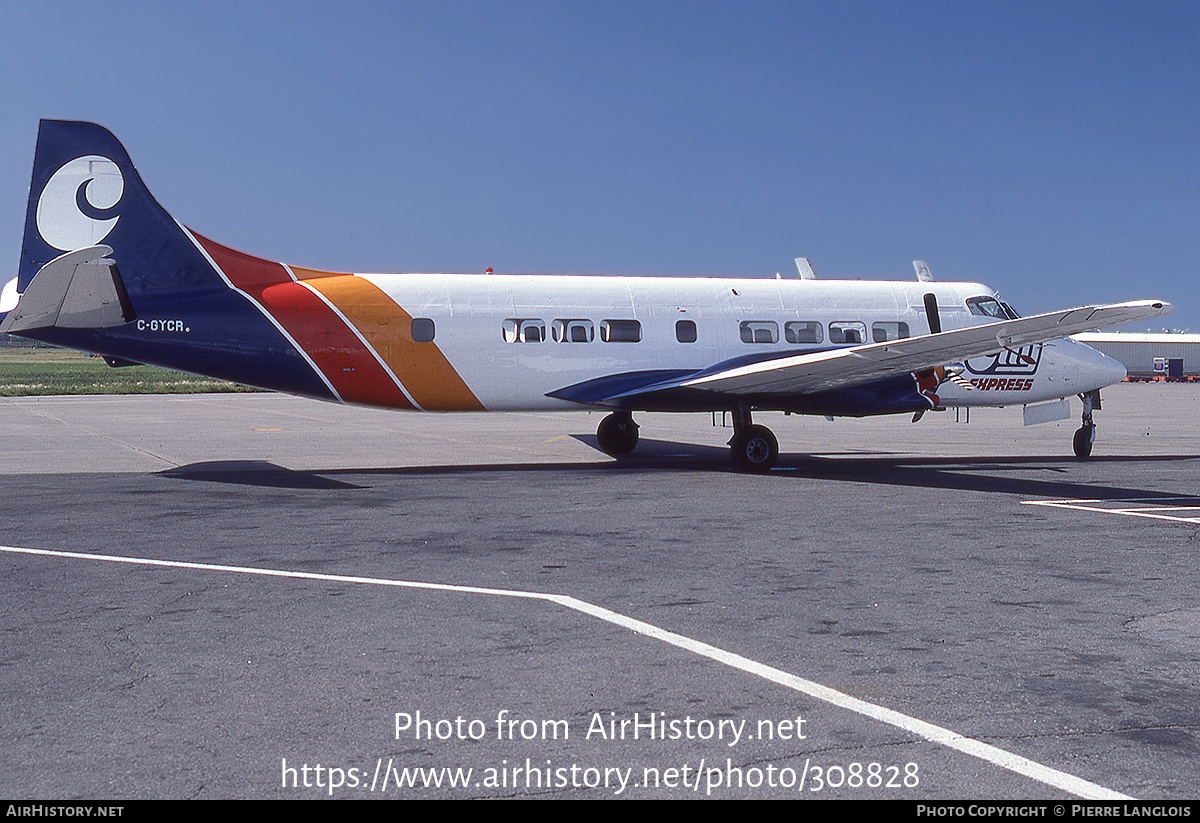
[966,296,1008,319]
[999,302,1020,319]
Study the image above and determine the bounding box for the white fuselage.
[353,272,1124,412]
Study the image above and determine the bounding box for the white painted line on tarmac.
[1,543,1130,800]
[1022,497,1200,525]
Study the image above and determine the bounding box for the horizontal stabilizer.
[0,245,134,334]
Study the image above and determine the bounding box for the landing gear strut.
[1073,390,1099,459]
[596,411,639,455]
[728,402,779,472]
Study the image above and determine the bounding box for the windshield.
[966,296,1020,320]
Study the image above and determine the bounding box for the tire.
[597,413,638,455]
[1073,425,1094,459]
[731,424,778,472]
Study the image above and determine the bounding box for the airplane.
[0,120,1173,471]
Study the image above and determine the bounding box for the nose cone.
[1072,340,1127,391]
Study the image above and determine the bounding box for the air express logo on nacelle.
[964,345,1041,377]
[968,377,1036,392]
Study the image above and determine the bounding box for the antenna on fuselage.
[913,260,933,282]
[795,258,817,279]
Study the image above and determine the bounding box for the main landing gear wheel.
[596,411,639,456]
[730,424,778,473]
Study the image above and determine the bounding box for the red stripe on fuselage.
[192,233,416,409]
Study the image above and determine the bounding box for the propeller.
[912,364,972,422]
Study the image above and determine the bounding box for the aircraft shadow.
[607,437,1200,501]
[769,453,1200,501]
[159,461,364,490]
[157,437,1199,503]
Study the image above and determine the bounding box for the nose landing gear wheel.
[1073,424,1094,459]
[730,424,778,472]
[1073,390,1099,459]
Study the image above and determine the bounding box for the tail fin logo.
[35,155,124,252]
[0,277,17,313]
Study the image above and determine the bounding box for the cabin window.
[872,321,910,343]
[410,318,435,342]
[784,321,823,344]
[739,321,779,344]
[966,297,1007,319]
[828,321,866,345]
[502,318,546,343]
[601,320,641,343]
[552,319,594,343]
[676,319,697,343]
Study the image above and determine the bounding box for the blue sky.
[2,1,1196,329]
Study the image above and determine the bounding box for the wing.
[679,300,1171,397]
[550,300,1171,407]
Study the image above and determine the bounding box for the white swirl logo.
[0,277,17,313]
[35,155,125,252]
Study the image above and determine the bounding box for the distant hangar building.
[1074,333,1200,381]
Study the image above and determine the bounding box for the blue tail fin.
[3,120,335,400]
[16,120,226,298]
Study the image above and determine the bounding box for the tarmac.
[2,383,1199,799]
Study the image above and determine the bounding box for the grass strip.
[0,347,263,396]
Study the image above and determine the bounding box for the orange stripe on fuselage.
[192,234,416,409]
[292,267,485,411]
